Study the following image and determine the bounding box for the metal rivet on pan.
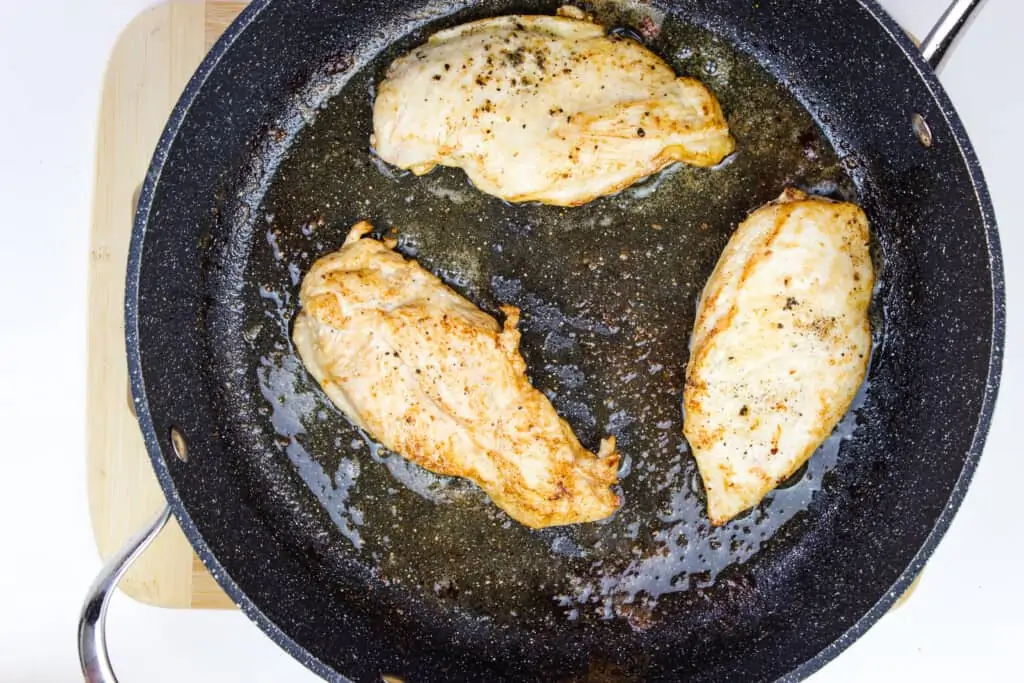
[912,114,933,147]
[170,427,189,462]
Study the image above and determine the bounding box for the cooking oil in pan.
[233,5,870,630]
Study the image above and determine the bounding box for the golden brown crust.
[293,222,620,528]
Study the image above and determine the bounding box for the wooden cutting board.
[87,0,920,611]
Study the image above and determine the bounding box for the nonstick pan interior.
[130,0,1002,680]
[244,2,864,624]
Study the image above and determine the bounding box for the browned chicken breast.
[293,222,620,528]
[371,6,735,206]
[684,189,874,525]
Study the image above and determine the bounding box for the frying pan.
[81,0,1004,680]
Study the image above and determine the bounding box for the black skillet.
[80,0,1004,681]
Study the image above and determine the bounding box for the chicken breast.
[683,189,873,525]
[371,6,735,206]
[293,221,620,528]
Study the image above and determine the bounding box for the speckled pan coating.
[126,1,1004,681]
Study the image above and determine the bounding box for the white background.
[0,0,1019,681]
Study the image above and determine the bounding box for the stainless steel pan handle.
[79,505,171,683]
[921,0,990,71]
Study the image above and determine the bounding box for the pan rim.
[123,0,1006,681]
